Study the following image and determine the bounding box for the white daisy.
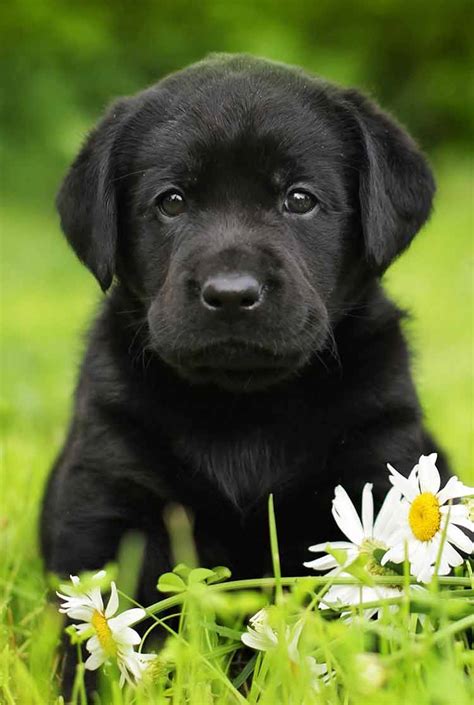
[304,483,411,617]
[57,570,155,687]
[241,608,278,652]
[381,454,474,583]
[241,609,329,687]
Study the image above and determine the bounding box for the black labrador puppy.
[41,54,448,604]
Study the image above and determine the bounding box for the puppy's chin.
[156,342,308,392]
[173,364,299,392]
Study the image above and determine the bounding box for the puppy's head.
[57,54,434,391]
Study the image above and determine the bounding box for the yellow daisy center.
[91,610,116,656]
[408,492,441,541]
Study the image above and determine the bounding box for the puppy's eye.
[284,189,318,215]
[156,190,186,217]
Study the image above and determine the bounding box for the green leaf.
[157,572,187,593]
[232,653,258,689]
[373,548,403,575]
[188,568,216,585]
[200,621,244,640]
[207,566,232,584]
[326,546,375,586]
[173,563,192,580]
[344,554,375,586]
[373,548,387,564]
[325,546,349,566]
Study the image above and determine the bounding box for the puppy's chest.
[171,429,316,508]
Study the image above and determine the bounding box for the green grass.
[0,155,473,703]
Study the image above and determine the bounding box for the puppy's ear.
[343,89,435,272]
[56,99,132,291]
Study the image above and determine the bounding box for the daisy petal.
[248,609,266,626]
[307,657,328,677]
[441,542,464,569]
[114,626,141,646]
[123,656,142,681]
[437,476,474,504]
[86,635,101,653]
[387,464,418,502]
[74,623,93,636]
[303,555,340,571]
[241,631,276,651]
[417,454,441,494]
[105,582,119,618]
[361,483,374,536]
[332,486,364,545]
[446,524,473,555]
[307,541,355,552]
[87,586,104,613]
[436,559,452,576]
[85,650,106,671]
[448,515,474,531]
[411,540,438,583]
[387,523,411,545]
[320,584,353,606]
[361,608,379,620]
[93,570,107,581]
[108,608,146,631]
[287,621,304,662]
[440,504,473,532]
[414,556,435,583]
[373,486,402,540]
[440,503,470,517]
[62,606,95,622]
[381,542,405,565]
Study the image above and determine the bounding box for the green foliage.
[157,565,234,594]
[2,560,474,703]
[1,0,473,203]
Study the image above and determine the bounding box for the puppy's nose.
[201,273,263,312]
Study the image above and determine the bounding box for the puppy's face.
[120,80,360,390]
[57,56,435,391]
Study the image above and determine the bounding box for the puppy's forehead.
[131,73,350,183]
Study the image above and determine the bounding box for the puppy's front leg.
[41,460,171,698]
[41,469,132,574]
[41,468,123,697]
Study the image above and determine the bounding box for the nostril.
[201,274,263,312]
[241,294,258,308]
[239,283,262,308]
[204,293,224,309]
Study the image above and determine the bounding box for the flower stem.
[146,575,471,615]
[431,614,474,643]
[268,494,283,605]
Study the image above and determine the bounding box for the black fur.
[42,53,446,607]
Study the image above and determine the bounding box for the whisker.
[111,169,148,184]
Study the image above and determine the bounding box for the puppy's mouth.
[163,341,305,391]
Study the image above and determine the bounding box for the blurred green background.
[1,0,473,563]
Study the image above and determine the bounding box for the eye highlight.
[156,190,186,217]
[284,189,318,215]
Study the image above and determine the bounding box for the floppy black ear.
[342,89,435,272]
[56,99,132,291]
